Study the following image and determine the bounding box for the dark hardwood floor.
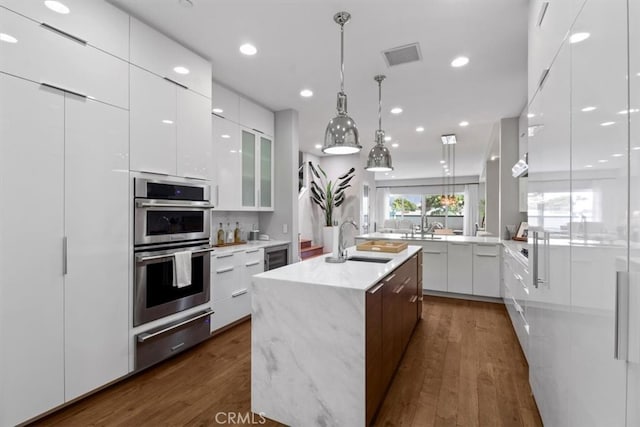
[35,296,541,427]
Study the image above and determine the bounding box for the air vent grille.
[382,43,422,67]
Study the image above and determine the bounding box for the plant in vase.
[308,161,355,252]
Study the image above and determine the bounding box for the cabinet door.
[213,116,241,209]
[259,135,273,210]
[177,89,211,180]
[130,18,211,98]
[239,97,274,136]
[241,129,257,208]
[381,274,400,387]
[447,243,473,294]
[472,244,500,297]
[212,81,240,123]
[366,282,383,425]
[0,75,65,427]
[130,65,177,176]
[1,0,129,59]
[0,8,128,108]
[422,243,447,292]
[211,253,242,301]
[519,178,528,213]
[63,96,129,401]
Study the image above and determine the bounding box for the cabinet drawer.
[0,8,128,108]
[212,251,240,270]
[130,18,211,98]
[474,244,500,257]
[421,241,447,254]
[210,292,251,333]
[244,248,264,266]
[1,0,129,59]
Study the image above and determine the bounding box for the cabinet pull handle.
[615,272,630,361]
[62,236,68,275]
[171,342,185,352]
[246,249,259,254]
[40,82,87,99]
[384,273,396,283]
[216,266,234,274]
[212,111,225,118]
[137,310,213,343]
[402,277,411,285]
[216,253,234,259]
[476,254,497,258]
[537,1,549,26]
[538,68,550,91]
[394,284,405,294]
[40,22,87,45]
[409,295,418,303]
[252,128,264,134]
[163,77,188,89]
[423,251,442,254]
[450,243,470,246]
[232,288,248,298]
[368,283,385,294]
[139,170,170,176]
[245,261,261,267]
[136,247,214,263]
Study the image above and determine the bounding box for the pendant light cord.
[378,79,382,131]
[340,23,345,93]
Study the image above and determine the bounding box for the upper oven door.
[135,200,212,246]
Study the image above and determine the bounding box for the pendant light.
[323,12,362,155]
[440,134,456,207]
[365,75,393,172]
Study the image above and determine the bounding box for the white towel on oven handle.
[173,251,192,288]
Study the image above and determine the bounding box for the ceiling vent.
[382,43,422,67]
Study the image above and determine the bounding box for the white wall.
[499,117,525,238]
[298,152,324,245]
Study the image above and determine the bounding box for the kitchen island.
[251,245,422,426]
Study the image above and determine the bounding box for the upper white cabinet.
[1,0,129,60]
[239,96,274,137]
[130,17,211,98]
[130,65,211,179]
[212,81,240,123]
[213,115,241,209]
[0,7,128,108]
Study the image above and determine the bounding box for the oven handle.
[136,247,215,263]
[136,201,216,209]
[137,309,213,343]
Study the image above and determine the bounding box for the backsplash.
[211,211,260,241]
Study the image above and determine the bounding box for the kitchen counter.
[208,239,290,255]
[251,245,421,426]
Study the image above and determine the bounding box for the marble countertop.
[209,239,290,255]
[253,245,421,291]
[357,232,502,245]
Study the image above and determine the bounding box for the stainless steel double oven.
[133,178,215,370]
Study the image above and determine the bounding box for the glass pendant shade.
[366,130,393,171]
[322,12,361,155]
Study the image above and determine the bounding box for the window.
[385,192,465,231]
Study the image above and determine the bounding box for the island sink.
[347,256,392,263]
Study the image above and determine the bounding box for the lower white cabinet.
[0,74,129,426]
[210,248,264,333]
[447,243,473,294]
[422,243,447,292]
[472,244,501,297]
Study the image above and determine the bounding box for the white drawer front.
[244,248,264,266]
[210,293,251,333]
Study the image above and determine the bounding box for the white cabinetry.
[239,97,274,137]
[130,65,211,179]
[130,17,211,97]
[212,81,240,123]
[519,177,528,213]
[421,242,447,292]
[0,74,129,426]
[210,248,264,333]
[472,244,500,297]
[0,7,128,108]
[447,243,473,294]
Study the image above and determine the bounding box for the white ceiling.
[110,0,528,180]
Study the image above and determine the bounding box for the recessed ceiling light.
[601,121,616,126]
[390,107,403,115]
[300,89,313,98]
[315,144,322,149]
[416,126,425,132]
[0,33,17,43]
[527,113,535,118]
[212,108,224,114]
[440,160,446,164]
[441,134,457,145]
[384,136,392,142]
[239,43,257,56]
[634,146,640,151]
[581,106,597,112]
[490,155,499,161]
[612,153,624,157]
[569,32,590,44]
[459,121,469,127]
[44,1,70,14]
[162,119,174,124]
[221,134,231,139]
[446,172,451,176]
[585,164,593,168]
[391,143,399,148]
[598,159,608,163]
[451,56,469,68]
[230,150,237,153]
[618,108,640,114]
[173,66,190,75]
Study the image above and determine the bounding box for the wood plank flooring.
[35,296,541,427]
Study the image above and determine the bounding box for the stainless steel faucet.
[325,220,358,263]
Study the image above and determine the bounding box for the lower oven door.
[134,247,212,326]
[135,200,212,246]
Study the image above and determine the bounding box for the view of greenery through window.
[389,194,465,218]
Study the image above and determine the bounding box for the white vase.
[322,226,334,254]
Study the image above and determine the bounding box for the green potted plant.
[308,161,355,252]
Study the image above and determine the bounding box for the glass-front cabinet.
[240,128,273,210]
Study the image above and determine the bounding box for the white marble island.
[251,245,422,426]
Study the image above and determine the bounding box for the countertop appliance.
[264,244,289,271]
